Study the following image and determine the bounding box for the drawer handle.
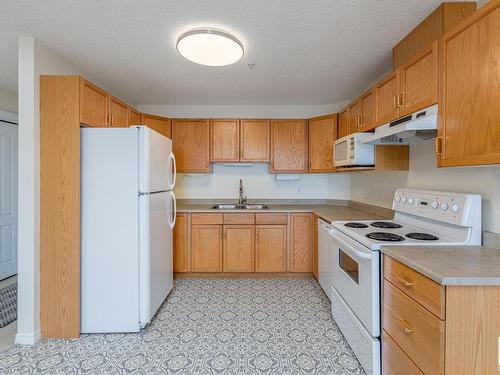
[399,319,415,334]
[397,275,414,288]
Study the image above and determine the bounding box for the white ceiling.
[0,0,468,105]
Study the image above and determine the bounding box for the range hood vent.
[360,104,438,145]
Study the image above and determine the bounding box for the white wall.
[139,103,351,201]
[138,102,350,119]
[0,87,17,113]
[17,37,105,345]
[350,140,500,233]
[175,164,350,200]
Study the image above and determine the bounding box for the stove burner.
[370,221,403,229]
[344,222,369,228]
[366,232,405,242]
[405,232,439,241]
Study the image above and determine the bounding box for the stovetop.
[332,219,461,250]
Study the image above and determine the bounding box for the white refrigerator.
[81,126,176,333]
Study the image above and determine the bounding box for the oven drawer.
[382,330,423,375]
[331,287,380,375]
[383,256,445,319]
[383,281,445,375]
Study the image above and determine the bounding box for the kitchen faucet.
[238,179,247,205]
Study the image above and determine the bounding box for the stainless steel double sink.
[211,203,269,210]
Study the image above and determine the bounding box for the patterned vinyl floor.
[0,278,365,374]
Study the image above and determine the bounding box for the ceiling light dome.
[176,28,244,66]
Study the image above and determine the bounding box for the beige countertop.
[382,245,500,286]
[177,202,390,223]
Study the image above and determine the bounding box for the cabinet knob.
[397,274,414,288]
[399,319,415,334]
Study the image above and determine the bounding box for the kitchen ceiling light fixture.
[176,28,244,66]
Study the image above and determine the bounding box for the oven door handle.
[329,229,373,260]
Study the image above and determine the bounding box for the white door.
[0,121,17,280]
[139,190,175,326]
[138,126,173,193]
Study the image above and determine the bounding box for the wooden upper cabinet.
[374,72,399,126]
[288,213,313,272]
[173,213,190,273]
[210,119,240,162]
[223,225,255,272]
[270,119,308,173]
[128,108,141,126]
[360,90,375,131]
[438,1,500,167]
[240,119,270,162]
[140,113,171,138]
[191,224,222,272]
[172,119,210,172]
[308,115,337,173]
[349,100,361,134]
[108,96,129,127]
[393,2,476,68]
[80,79,108,127]
[255,225,287,273]
[399,41,438,117]
[338,107,350,139]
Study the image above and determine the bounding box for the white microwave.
[333,133,375,167]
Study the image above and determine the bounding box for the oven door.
[331,227,380,337]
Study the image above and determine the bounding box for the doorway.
[0,111,18,352]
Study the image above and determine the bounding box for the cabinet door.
[374,72,399,126]
[240,119,270,162]
[140,114,171,138]
[172,119,210,172]
[288,213,313,272]
[191,225,222,272]
[210,119,240,162]
[338,107,350,139]
[308,115,337,173]
[255,225,287,272]
[439,3,500,167]
[349,100,361,134]
[128,108,141,125]
[223,225,255,272]
[80,79,108,127]
[360,90,375,131]
[108,96,129,127]
[399,42,438,117]
[270,120,308,173]
[173,213,189,273]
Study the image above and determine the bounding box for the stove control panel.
[393,189,481,227]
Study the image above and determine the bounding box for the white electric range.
[328,188,481,375]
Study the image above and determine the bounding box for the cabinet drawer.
[382,330,423,375]
[384,256,445,319]
[255,213,287,225]
[383,281,445,375]
[223,213,255,225]
[191,213,223,225]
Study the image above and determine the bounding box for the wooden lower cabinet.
[191,224,222,272]
[288,213,313,272]
[173,213,189,272]
[223,225,255,272]
[255,225,287,272]
[383,254,500,375]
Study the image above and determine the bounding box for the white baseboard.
[15,330,41,345]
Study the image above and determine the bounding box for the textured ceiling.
[0,0,467,105]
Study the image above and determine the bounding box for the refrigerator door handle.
[168,190,177,229]
[168,152,177,190]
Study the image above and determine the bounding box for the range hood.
[360,104,438,144]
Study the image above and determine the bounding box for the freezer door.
[139,191,174,327]
[138,126,173,193]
